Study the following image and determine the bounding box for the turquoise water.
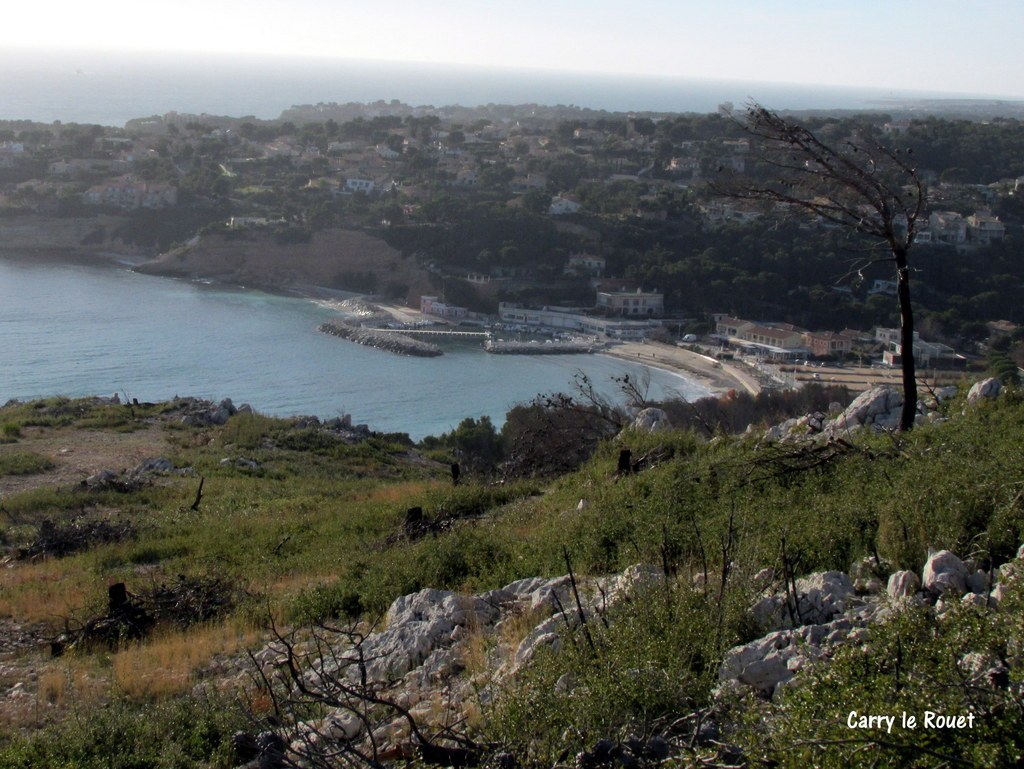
[0,256,708,439]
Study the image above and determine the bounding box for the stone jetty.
[484,338,597,355]
[319,321,442,357]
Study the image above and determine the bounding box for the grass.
[3,391,1024,766]
[113,618,263,701]
[0,556,98,622]
[0,450,54,476]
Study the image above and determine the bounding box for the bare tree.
[720,104,925,430]
[243,619,483,768]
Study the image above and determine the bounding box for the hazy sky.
[4,0,1022,98]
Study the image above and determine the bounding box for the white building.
[928,211,967,245]
[966,210,1006,245]
[497,303,660,340]
[596,289,664,317]
[344,178,376,194]
[420,295,467,320]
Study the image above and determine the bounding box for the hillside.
[135,228,435,304]
[0,215,133,256]
[0,385,1023,767]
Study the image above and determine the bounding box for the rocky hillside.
[135,227,434,302]
[0,214,133,255]
[1,381,1023,768]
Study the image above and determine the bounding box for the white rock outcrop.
[751,571,856,631]
[922,549,968,596]
[967,377,1002,405]
[887,570,921,600]
[826,386,904,436]
[631,407,672,433]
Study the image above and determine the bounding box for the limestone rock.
[826,386,903,436]
[962,592,989,610]
[631,407,672,433]
[792,571,856,625]
[321,710,362,741]
[750,571,855,631]
[922,549,968,596]
[133,457,174,475]
[718,630,799,694]
[340,588,499,682]
[967,377,1002,405]
[887,570,921,600]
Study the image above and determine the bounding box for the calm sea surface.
[0,256,707,439]
[0,49,977,127]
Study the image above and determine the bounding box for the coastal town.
[1,100,1022,396]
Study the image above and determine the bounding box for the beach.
[601,340,761,396]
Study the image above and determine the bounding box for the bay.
[0,256,708,439]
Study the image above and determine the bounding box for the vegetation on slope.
[0,387,1022,766]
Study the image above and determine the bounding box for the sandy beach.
[601,341,762,396]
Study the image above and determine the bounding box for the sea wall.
[319,320,442,357]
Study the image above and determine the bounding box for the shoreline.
[600,341,761,397]
[147,253,760,400]
[1,248,748,404]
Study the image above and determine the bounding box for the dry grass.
[113,618,262,700]
[497,603,550,653]
[352,479,441,505]
[0,558,98,623]
[458,615,491,678]
[37,665,99,709]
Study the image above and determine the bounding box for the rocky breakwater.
[484,338,598,355]
[319,320,442,357]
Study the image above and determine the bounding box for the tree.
[721,104,925,430]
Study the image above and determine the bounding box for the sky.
[3,0,1023,100]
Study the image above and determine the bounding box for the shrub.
[0,695,246,769]
[729,574,1024,767]
[484,581,744,764]
[0,450,54,476]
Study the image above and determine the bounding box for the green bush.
[0,694,246,769]
[0,450,54,476]
[0,422,21,443]
[729,572,1024,767]
[484,581,746,764]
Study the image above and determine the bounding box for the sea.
[0,48,997,127]
[0,256,707,439]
